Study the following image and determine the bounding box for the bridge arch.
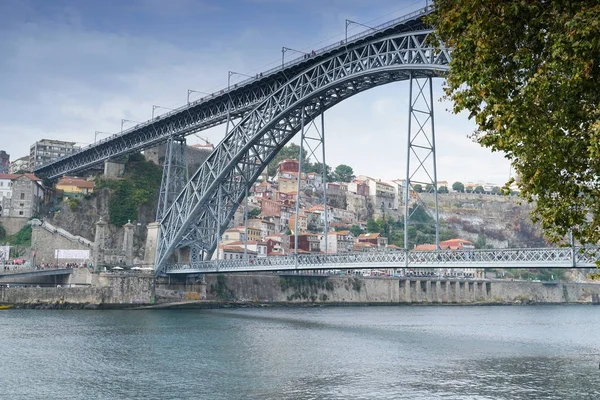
[155,29,450,274]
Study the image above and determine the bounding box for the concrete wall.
[0,272,154,305]
[0,216,28,235]
[31,224,93,264]
[180,274,600,305]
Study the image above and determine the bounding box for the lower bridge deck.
[164,247,598,275]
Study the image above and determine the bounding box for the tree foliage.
[333,164,355,182]
[428,1,600,244]
[96,154,163,227]
[452,181,464,193]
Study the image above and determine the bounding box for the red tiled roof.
[358,233,382,239]
[0,173,41,181]
[414,244,437,251]
[57,176,94,189]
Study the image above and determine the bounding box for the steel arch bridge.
[155,20,451,273]
[32,6,453,276]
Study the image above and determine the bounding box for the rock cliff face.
[419,192,547,248]
[50,186,157,262]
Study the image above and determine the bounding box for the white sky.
[0,0,512,186]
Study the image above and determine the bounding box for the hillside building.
[29,139,79,169]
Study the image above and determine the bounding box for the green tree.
[425,184,433,193]
[247,208,261,219]
[438,185,449,194]
[428,1,600,244]
[0,223,5,241]
[452,181,464,193]
[413,184,423,193]
[349,224,362,237]
[366,218,379,233]
[475,185,485,194]
[333,164,355,183]
[491,186,501,195]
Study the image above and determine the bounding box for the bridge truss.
[155,27,451,274]
[165,247,598,275]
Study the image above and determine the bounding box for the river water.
[1,305,599,399]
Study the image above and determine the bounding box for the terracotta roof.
[218,245,257,254]
[414,244,437,251]
[57,176,95,189]
[329,230,351,235]
[440,238,474,246]
[0,173,41,181]
[354,242,376,250]
[358,233,382,239]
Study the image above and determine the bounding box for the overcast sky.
[0,0,512,186]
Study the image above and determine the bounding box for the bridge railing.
[36,6,435,172]
[164,246,597,274]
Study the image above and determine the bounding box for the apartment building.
[29,139,79,169]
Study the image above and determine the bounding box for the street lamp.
[152,105,174,119]
[121,119,140,134]
[345,19,376,42]
[94,131,112,143]
[187,89,210,104]
[228,70,254,91]
[281,47,309,68]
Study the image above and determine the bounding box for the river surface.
[1,305,599,399]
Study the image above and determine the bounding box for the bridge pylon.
[404,73,440,260]
[156,137,189,223]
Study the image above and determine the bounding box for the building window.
[20,203,24,207]
[19,211,23,215]
[20,193,25,200]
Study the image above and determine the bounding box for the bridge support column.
[404,73,440,255]
[156,137,189,223]
[93,217,106,272]
[123,221,134,266]
[144,222,159,267]
[435,280,442,303]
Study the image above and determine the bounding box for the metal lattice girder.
[156,137,189,222]
[404,74,439,254]
[164,247,599,274]
[154,28,452,275]
[33,7,438,181]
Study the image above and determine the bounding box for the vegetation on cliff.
[5,224,32,247]
[95,153,162,227]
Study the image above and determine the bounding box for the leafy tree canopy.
[333,164,355,183]
[452,181,464,193]
[428,1,600,244]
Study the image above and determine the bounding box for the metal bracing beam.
[156,137,189,223]
[154,29,450,275]
[404,73,439,260]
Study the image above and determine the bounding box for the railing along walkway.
[165,247,599,274]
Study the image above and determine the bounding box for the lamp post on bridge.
[187,89,210,105]
[345,19,376,42]
[94,131,112,143]
[121,119,140,134]
[225,71,253,135]
[281,47,310,68]
[152,105,174,119]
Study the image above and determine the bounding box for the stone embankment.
[2,272,600,308]
[157,274,600,306]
